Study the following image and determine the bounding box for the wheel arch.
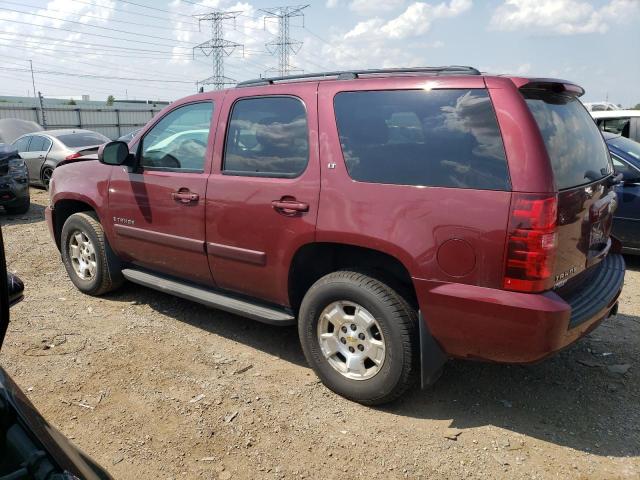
[288,242,418,314]
[51,197,100,250]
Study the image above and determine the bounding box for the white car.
[591,110,640,143]
[583,101,620,111]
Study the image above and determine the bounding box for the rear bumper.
[414,253,625,363]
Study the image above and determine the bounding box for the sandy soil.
[1,188,638,479]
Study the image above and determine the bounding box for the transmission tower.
[260,5,309,77]
[193,10,243,90]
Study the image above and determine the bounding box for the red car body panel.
[46,73,623,364]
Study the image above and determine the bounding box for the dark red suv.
[45,67,625,405]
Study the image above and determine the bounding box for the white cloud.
[491,0,640,35]
[326,0,340,7]
[349,0,405,15]
[345,0,472,40]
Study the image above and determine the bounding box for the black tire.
[41,166,53,190]
[298,271,418,405]
[61,212,124,296]
[4,197,30,215]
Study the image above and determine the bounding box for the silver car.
[11,129,109,188]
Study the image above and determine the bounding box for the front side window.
[223,96,309,178]
[141,102,213,172]
[333,89,510,190]
[612,156,640,181]
[12,136,31,152]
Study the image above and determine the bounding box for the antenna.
[193,10,244,91]
[260,5,309,77]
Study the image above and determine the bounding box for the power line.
[0,66,194,84]
[193,10,244,91]
[260,5,309,77]
[0,0,200,33]
[70,0,200,26]
[0,15,194,49]
[0,5,201,46]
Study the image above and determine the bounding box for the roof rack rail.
[236,66,481,87]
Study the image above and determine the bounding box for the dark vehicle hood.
[0,367,111,479]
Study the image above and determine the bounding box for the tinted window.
[57,132,109,148]
[224,96,308,177]
[27,135,51,152]
[611,156,640,180]
[600,117,630,136]
[12,136,31,152]
[141,102,213,171]
[524,91,612,189]
[333,89,509,190]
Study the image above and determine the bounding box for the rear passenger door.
[205,87,320,306]
[24,135,52,183]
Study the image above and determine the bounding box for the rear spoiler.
[510,77,585,97]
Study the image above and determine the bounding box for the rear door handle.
[172,189,199,204]
[271,199,309,214]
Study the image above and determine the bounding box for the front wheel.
[61,212,123,296]
[298,271,418,405]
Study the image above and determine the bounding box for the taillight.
[65,152,82,161]
[503,193,558,293]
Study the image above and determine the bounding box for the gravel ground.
[1,188,639,480]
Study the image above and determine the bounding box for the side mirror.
[98,141,133,166]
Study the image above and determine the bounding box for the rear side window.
[523,91,612,190]
[224,96,309,178]
[333,89,510,190]
[57,132,109,148]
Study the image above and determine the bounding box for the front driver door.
[108,100,218,286]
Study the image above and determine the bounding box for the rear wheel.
[61,212,123,295]
[298,271,418,405]
[4,197,30,215]
[41,166,53,189]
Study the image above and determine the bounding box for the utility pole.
[260,5,309,77]
[37,91,47,129]
[193,10,243,90]
[29,60,42,125]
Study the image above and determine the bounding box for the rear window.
[333,89,510,190]
[523,91,612,190]
[57,132,109,148]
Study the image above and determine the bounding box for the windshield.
[523,90,612,190]
[608,135,640,161]
[57,132,109,148]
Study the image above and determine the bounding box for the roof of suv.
[591,110,640,119]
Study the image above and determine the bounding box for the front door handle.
[272,199,309,215]
[172,189,199,204]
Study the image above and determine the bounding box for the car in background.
[0,145,29,215]
[604,132,640,254]
[11,129,109,189]
[583,101,619,112]
[0,226,111,479]
[117,128,141,143]
[592,110,640,143]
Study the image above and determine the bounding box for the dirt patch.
[1,188,639,479]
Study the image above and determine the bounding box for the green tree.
[67,98,76,105]
[634,103,640,110]
[106,95,115,106]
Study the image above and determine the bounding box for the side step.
[121,268,296,326]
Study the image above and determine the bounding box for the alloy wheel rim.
[317,301,386,381]
[69,230,97,280]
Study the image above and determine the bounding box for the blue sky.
[0,0,638,106]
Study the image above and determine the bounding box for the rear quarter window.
[524,91,612,190]
[333,89,510,190]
